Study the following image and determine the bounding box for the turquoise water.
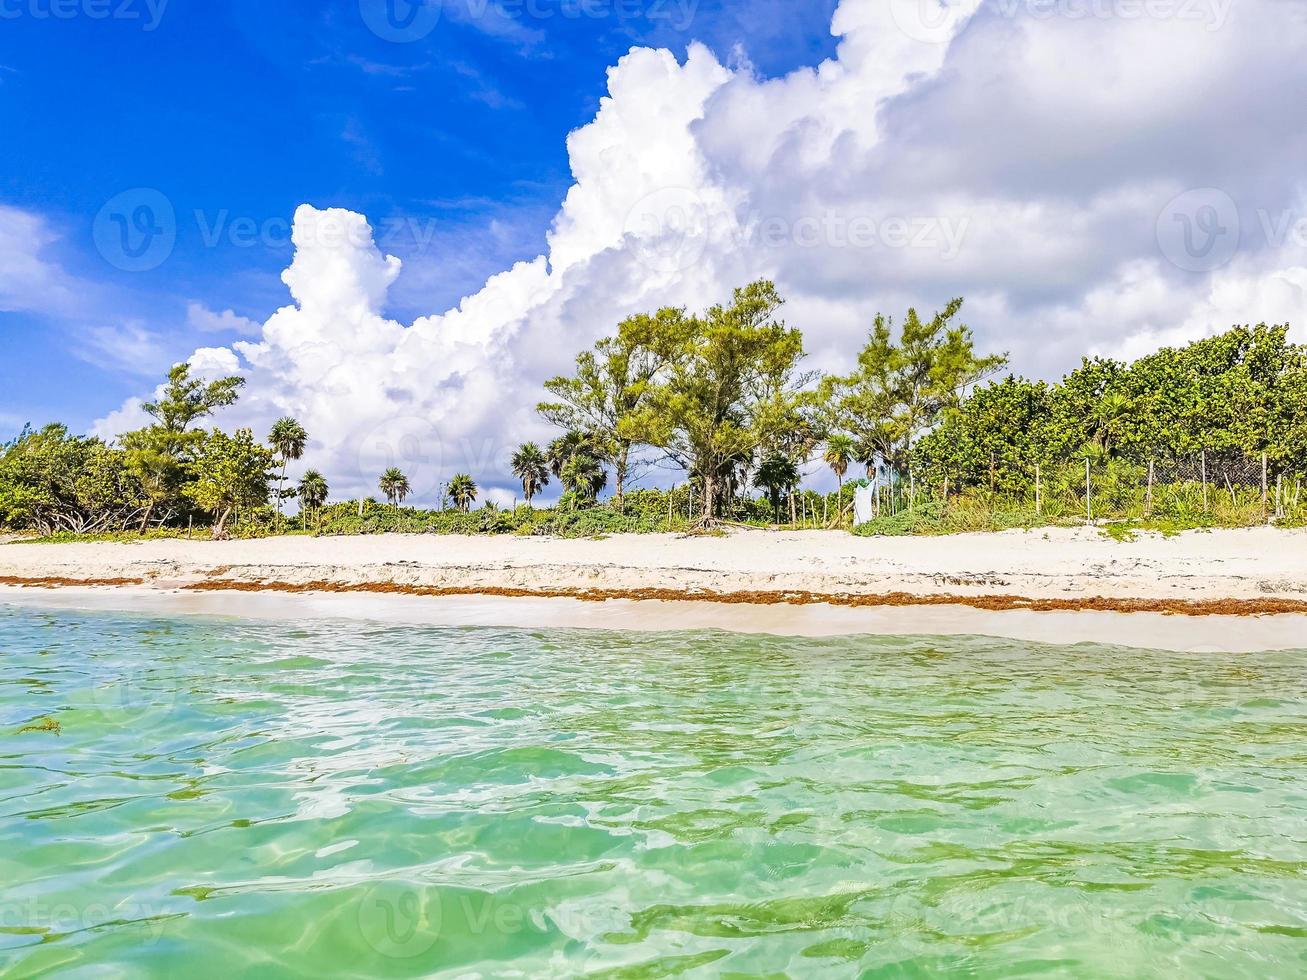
[1,606,1305,977]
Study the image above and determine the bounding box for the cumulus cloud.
[0,205,80,316]
[96,0,1307,501]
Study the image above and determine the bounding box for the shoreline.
[1,526,1306,650]
[0,530,1301,653]
[5,583,1307,653]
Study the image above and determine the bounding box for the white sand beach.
[2,527,1307,651]
[2,526,1305,606]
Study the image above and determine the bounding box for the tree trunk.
[702,473,716,521]
[615,444,629,513]
[139,499,155,534]
[213,505,233,540]
[276,461,287,532]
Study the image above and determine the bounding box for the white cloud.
[186,302,262,337]
[0,206,80,316]
[95,0,1307,502]
[79,321,170,377]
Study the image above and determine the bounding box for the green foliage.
[510,443,549,504]
[312,493,690,539]
[916,323,1307,500]
[825,298,1006,468]
[447,473,478,511]
[755,453,799,522]
[822,435,855,487]
[0,425,145,534]
[624,280,815,518]
[379,467,411,506]
[143,363,245,432]
[269,417,309,528]
[9,292,1305,541]
[183,428,275,538]
[539,308,688,508]
[118,362,248,531]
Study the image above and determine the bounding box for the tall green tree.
[447,473,478,512]
[268,417,308,531]
[143,363,245,433]
[559,453,607,507]
[825,299,1006,468]
[823,435,855,494]
[755,453,799,524]
[379,467,411,507]
[539,307,691,511]
[122,363,246,531]
[183,428,273,539]
[624,281,814,521]
[510,443,549,505]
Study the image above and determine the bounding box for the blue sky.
[0,0,838,438]
[4,0,1305,503]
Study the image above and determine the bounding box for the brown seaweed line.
[4,574,1307,616]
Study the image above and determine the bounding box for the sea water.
[1,605,1304,977]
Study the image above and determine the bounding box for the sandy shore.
[3,584,1306,652]
[3,527,1307,648]
[2,526,1306,604]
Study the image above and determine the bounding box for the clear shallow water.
[0,607,1305,978]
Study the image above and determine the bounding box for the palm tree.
[297,469,328,530]
[546,430,600,478]
[755,453,799,524]
[855,438,879,480]
[824,435,855,495]
[1090,391,1135,455]
[447,473,478,512]
[560,453,606,507]
[379,466,411,507]
[269,417,308,531]
[511,443,550,505]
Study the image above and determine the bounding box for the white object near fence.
[853,485,875,526]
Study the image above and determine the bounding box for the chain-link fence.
[868,451,1304,527]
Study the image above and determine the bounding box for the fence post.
[909,467,915,511]
[1276,472,1283,520]
[1035,462,1042,516]
[1086,457,1092,523]
[1262,452,1269,523]
[1147,459,1155,515]
[1201,450,1209,513]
